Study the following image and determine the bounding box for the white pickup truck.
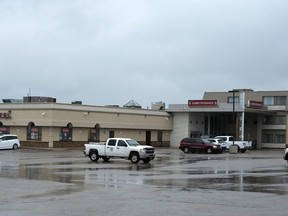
[214,136,251,153]
[83,138,155,164]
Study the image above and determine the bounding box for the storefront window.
[27,122,42,140]
[89,124,100,142]
[60,123,73,141]
[28,127,41,140]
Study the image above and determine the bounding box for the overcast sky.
[1,0,288,108]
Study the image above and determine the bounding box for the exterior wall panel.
[170,112,189,148]
[0,103,172,148]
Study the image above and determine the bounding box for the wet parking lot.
[1,148,288,216]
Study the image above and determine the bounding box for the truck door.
[106,139,117,156]
[114,140,130,157]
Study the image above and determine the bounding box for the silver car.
[207,138,226,149]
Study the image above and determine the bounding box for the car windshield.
[126,139,140,146]
[215,137,225,142]
[202,139,210,144]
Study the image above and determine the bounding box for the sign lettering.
[188,100,218,107]
[0,112,11,119]
[248,100,263,109]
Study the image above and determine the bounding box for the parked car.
[0,134,20,150]
[179,137,222,154]
[283,147,288,163]
[207,138,226,149]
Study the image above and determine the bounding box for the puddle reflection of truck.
[84,169,144,188]
[214,136,251,153]
[83,138,155,164]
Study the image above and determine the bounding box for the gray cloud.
[1,0,288,107]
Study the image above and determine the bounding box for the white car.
[0,134,20,150]
[207,138,226,149]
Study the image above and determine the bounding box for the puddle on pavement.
[144,169,288,195]
[2,153,288,196]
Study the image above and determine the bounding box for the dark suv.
[179,138,222,154]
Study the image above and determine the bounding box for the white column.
[48,127,54,148]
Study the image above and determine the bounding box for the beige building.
[168,89,288,149]
[0,101,173,148]
[2,89,288,150]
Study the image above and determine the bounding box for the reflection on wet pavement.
[1,149,288,196]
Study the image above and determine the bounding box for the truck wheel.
[184,147,189,153]
[237,146,241,152]
[130,152,140,164]
[89,151,99,162]
[142,158,151,163]
[240,149,246,153]
[285,153,288,162]
[102,157,110,162]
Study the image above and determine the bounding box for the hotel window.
[262,133,274,143]
[262,116,273,125]
[275,134,285,143]
[227,96,239,103]
[275,116,286,125]
[263,97,273,105]
[262,130,285,143]
[262,115,286,125]
[274,96,286,105]
[263,96,286,106]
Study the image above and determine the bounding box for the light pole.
[229,89,239,146]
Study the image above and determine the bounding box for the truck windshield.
[126,139,140,146]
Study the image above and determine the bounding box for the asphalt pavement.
[0,148,288,216]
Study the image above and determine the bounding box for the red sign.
[62,128,70,132]
[0,127,9,132]
[90,129,97,133]
[31,127,39,132]
[248,100,263,109]
[188,100,218,107]
[0,112,11,119]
